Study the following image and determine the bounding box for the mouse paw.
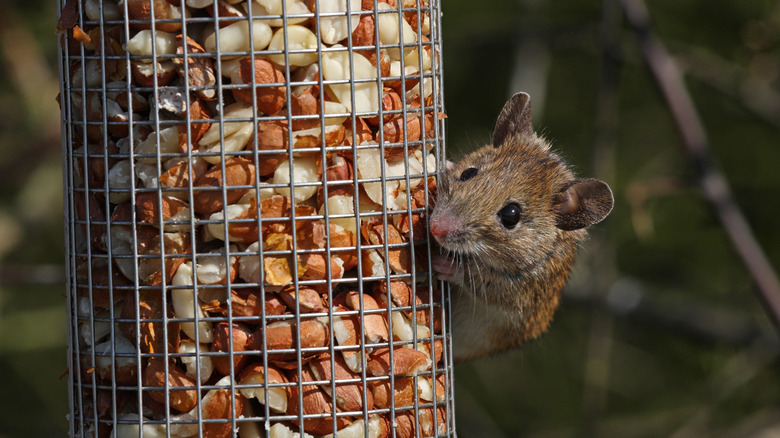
[432,254,462,283]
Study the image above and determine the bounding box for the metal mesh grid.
[58,0,453,436]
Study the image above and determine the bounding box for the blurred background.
[1,0,779,436]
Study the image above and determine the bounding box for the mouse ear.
[552,179,614,231]
[492,92,533,148]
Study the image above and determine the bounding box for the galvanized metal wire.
[58,0,453,436]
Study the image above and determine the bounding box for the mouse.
[429,92,614,362]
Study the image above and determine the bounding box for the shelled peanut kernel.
[61,0,448,435]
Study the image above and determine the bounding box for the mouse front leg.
[431,254,464,284]
[431,245,521,358]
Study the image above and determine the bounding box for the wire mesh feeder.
[57,0,453,436]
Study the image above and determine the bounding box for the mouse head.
[431,92,614,273]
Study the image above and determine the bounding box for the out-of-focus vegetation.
[0,0,778,436]
[445,0,780,437]
[0,1,69,437]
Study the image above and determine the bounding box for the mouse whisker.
[468,253,485,318]
[474,251,491,316]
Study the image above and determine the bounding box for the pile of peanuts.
[60,0,450,436]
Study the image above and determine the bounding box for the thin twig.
[0,265,66,285]
[619,0,780,332]
[668,345,780,438]
[566,283,779,349]
[676,46,780,130]
[580,0,623,433]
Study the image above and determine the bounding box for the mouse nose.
[430,222,448,239]
[430,213,459,242]
[428,208,463,245]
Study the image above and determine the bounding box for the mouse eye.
[498,203,522,229]
[459,167,478,181]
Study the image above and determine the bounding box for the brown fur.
[430,92,612,362]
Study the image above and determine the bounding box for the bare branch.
[0,265,65,285]
[676,46,780,130]
[580,0,624,433]
[566,282,779,349]
[619,0,780,332]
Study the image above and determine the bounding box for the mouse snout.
[429,209,462,244]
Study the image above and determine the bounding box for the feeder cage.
[57,0,453,436]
